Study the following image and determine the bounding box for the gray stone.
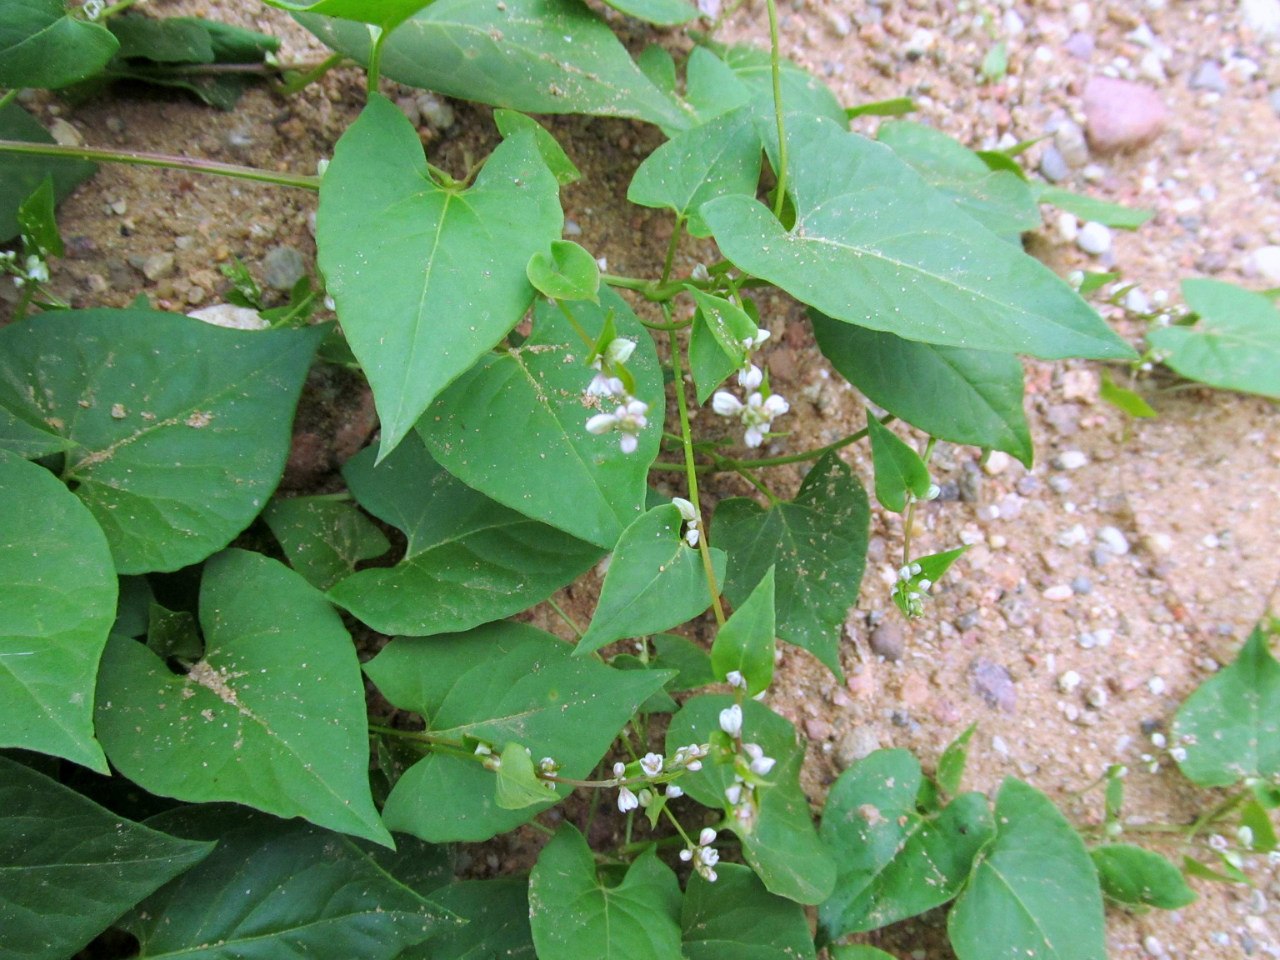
[870,621,905,661]
[1053,120,1090,168]
[1076,221,1113,256]
[416,93,456,129]
[1039,145,1070,183]
[1097,525,1131,556]
[971,658,1016,712]
[1071,575,1093,595]
[188,303,270,330]
[834,727,882,769]
[262,245,306,292]
[1246,245,1280,286]
[1054,449,1089,471]
[141,252,174,281]
[1190,61,1227,93]
[1083,76,1168,154]
[1064,32,1095,59]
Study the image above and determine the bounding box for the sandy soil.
[9,1,1280,957]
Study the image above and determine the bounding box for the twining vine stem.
[765,0,789,219]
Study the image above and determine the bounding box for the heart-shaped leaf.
[681,863,817,960]
[530,824,682,960]
[120,806,450,960]
[948,778,1105,960]
[266,0,436,30]
[819,749,994,939]
[318,94,562,459]
[710,566,775,696]
[95,549,389,845]
[578,504,727,656]
[366,622,671,842]
[0,309,322,573]
[295,0,688,128]
[0,755,213,960]
[866,414,932,513]
[0,0,119,89]
[527,240,600,302]
[416,880,535,960]
[702,116,1134,361]
[0,452,116,771]
[1171,622,1280,786]
[811,310,1032,466]
[1090,845,1196,909]
[263,495,391,591]
[422,290,663,548]
[328,434,600,635]
[712,451,869,676]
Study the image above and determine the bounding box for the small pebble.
[1270,89,1280,117]
[1054,120,1090,168]
[1058,524,1088,547]
[1143,934,1164,957]
[1242,0,1280,36]
[1090,546,1114,567]
[1246,246,1280,286]
[1083,76,1168,153]
[1147,676,1167,695]
[416,93,456,129]
[1048,475,1073,494]
[1076,221,1113,256]
[142,252,175,281]
[1058,670,1082,693]
[1097,525,1130,556]
[262,245,306,292]
[1086,685,1109,709]
[1071,575,1093,595]
[1064,32,1095,59]
[972,659,1017,712]
[1078,631,1098,649]
[1189,60,1227,93]
[1054,450,1089,471]
[869,621,905,662]
[1039,145,1070,183]
[1043,584,1074,601]
[563,219,582,237]
[1055,212,1079,243]
[904,27,935,57]
[983,450,1011,476]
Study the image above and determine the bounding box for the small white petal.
[762,394,789,417]
[617,787,639,813]
[686,759,702,772]
[726,670,746,689]
[742,742,763,761]
[750,756,776,776]
[685,528,700,548]
[743,426,765,448]
[605,337,636,364]
[679,848,694,861]
[640,752,664,777]
[698,827,717,847]
[671,497,698,522]
[585,413,616,435]
[618,433,639,454]
[613,761,626,778]
[711,392,744,416]
[719,704,743,737]
[737,363,763,390]
[665,784,684,798]
[724,783,743,804]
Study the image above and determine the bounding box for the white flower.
[586,373,625,398]
[665,784,684,799]
[24,256,48,285]
[672,497,697,522]
[672,498,701,547]
[713,389,790,448]
[685,759,702,772]
[719,704,743,737]
[613,761,627,779]
[691,263,711,282]
[742,329,770,350]
[539,756,559,774]
[726,670,746,689]
[712,391,744,416]
[315,157,330,177]
[737,363,763,390]
[82,0,104,19]
[679,848,694,861]
[725,782,743,805]
[692,843,719,881]
[585,398,648,453]
[698,827,717,847]
[603,337,636,365]
[640,752,664,777]
[617,787,639,812]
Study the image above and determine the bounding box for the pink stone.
[1082,76,1168,153]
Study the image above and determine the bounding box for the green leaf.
[0,102,96,244]
[1036,185,1153,230]
[494,109,581,185]
[319,95,561,458]
[866,413,932,513]
[819,749,994,939]
[527,239,601,302]
[121,806,450,960]
[1090,845,1196,909]
[637,45,676,95]
[496,741,560,809]
[267,0,436,30]
[109,13,214,62]
[892,546,967,619]
[0,0,119,89]
[0,309,322,574]
[831,948,900,960]
[145,601,201,662]
[1182,853,1248,885]
[0,755,212,960]
[681,863,817,960]
[713,451,869,676]
[530,824,682,960]
[936,722,977,797]
[846,97,916,119]
[1171,623,1280,786]
[422,290,663,548]
[1241,796,1279,851]
[702,116,1134,361]
[328,434,599,634]
[1099,371,1157,418]
[710,566,775,696]
[17,174,62,257]
[690,309,744,404]
[667,696,836,904]
[652,633,715,690]
[262,495,391,591]
[414,880,535,960]
[602,0,697,25]
[811,310,1033,466]
[366,622,671,841]
[1149,279,1280,399]
[981,41,1008,81]
[0,453,115,772]
[578,504,727,656]
[715,45,846,128]
[295,0,688,128]
[95,550,390,846]
[628,106,762,237]
[948,778,1105,960]
[877,121,1039,240]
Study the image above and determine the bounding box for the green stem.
[276,52,347,97]
[556,300,595,349]
[902,436,937,567]
[0,139,320,190]
[668,310,727,626]
[659,218,683,286]
[714,416,892,471]
[735,466,781,505]
[603,274,709,303]
[765,0,789,220]
[546,596,585,639]
[639,315,692,332]
[0,89,18,112]
[99,0,143,18]
[366,26,387,98]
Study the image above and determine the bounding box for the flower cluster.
[679,827,720,882]
[584,337,648,454]
[893,562,931,618]
[1,251,49,289]
[717,705,776,829]
[612,744,707,813]
[671,497,701,547]
[711,389,790,448]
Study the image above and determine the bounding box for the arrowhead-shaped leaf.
[263,495,391,591]
[578,504,727,656]
[366,622,671,841]
[819,749,994,939]
[328,434,600,635]
[681,863,817,960]
[712,451,869,675]
[318,94,562,458]
[415,880,536,960]
[0,309,322,573]
[530,824,682,960]
[1171,623,1280,786]
[121,806,451,960]
[702,116,1134,361]
[1148,279,1280,400]
[1091,845,1196,909]
[710,566,775,696]
[421,290,663,548]
[295,0,688,128]
[0,755,213,960]
[866,414,932,513]
[95,550,389,845]
[667,695,836,905]
[265,0,435,29]
[811,309,1032,466]
[948,778,1105,960]
[0,453,115,771]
